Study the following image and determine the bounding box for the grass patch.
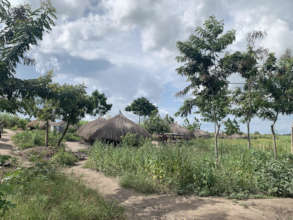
[86,137,293,198]
[1,162,125,220]
[12,130,64,149]
[51,151,78,166]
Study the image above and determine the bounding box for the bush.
[142,113,170,134]
[64,132,81,142]
[0,114,29,130]
[121,133,144,147]
[51,151,78,166]
[12,130,64,149]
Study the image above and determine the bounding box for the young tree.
[258,52,293,159]
[222,31,266,149]
[0,0,56,113]
[176,16,235,162]
[53,84,112,147]
[125,97,158,124]
[143,112,170,134]
[224,118,240,135]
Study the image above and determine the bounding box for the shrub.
[142,113,170,134]
[0,114,29,130]
[121,133,144,147]
[51,151,78,166]
[12,130,64,149]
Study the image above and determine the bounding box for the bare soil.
[2,130,293,220]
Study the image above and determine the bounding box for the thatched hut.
[194,129,211,138]
[86,113,150,144]
[170,123,194,140]
[77,118,106,142]
[27,120,47,130]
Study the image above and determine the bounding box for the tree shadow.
[0,138,9,142]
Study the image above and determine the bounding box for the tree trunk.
[57,121,70,148]
[139,116,140,125]
[45,120,49,147]
[214,122,220,164]
[271,123,277,159]
[247,120,251,149]
[291,124,293,154]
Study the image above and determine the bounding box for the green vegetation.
[12,129,82,150]
[0,114,28,130]
[1,162,125,220]
[142,112,170,134]
[12,130,62,149]
[51,151,78,166]
[125,97,158,124]
[86,137,293,198]
[121,133,145,147]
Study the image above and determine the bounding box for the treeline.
[175,16,293,160]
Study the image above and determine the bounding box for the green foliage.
[183,118,201,131]
[224,118,240,135]
[0,191,14,217]
[125,97,158,119]
[86,137,293,198]
[0,0,56,113]
[0,114,28,130]
[51,151,78,166]
[142,112,170,134]
[121,133,144,147]
[0,155,11,166]
[12,130,62,149]
[1,162,125,219]
[52,84,112,146]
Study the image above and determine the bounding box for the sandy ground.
[2,130,293,220]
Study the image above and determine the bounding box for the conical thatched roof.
[77,118,106,142]
[170,123,194,139]
[89,113,150,143]
[194,129,211,138]
[27,120,47,130]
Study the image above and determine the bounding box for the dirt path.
[0,129,32,167]
[64,141,293,220]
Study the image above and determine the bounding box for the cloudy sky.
[12,0,293,134]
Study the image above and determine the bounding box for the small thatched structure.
[27,120,47,130]
[194,129,211,138]
[170,123,194,140]
[77,118,106,142]
[88,113,150,144]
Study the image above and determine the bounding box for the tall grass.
[1,162,125,220]
[86,137,293,198]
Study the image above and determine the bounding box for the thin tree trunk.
[247,120,251,149]
[291,124,293,154]
[139,116,140,125]
[271,123,277,159]
[45,120,49,147]
[57,121,70,148]
[214,122,220,164]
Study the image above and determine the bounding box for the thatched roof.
[77,118,106,142]
[170,123,194,139]
[27,120,47,130]
[89,113,150,143]
[194,129,211,138]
